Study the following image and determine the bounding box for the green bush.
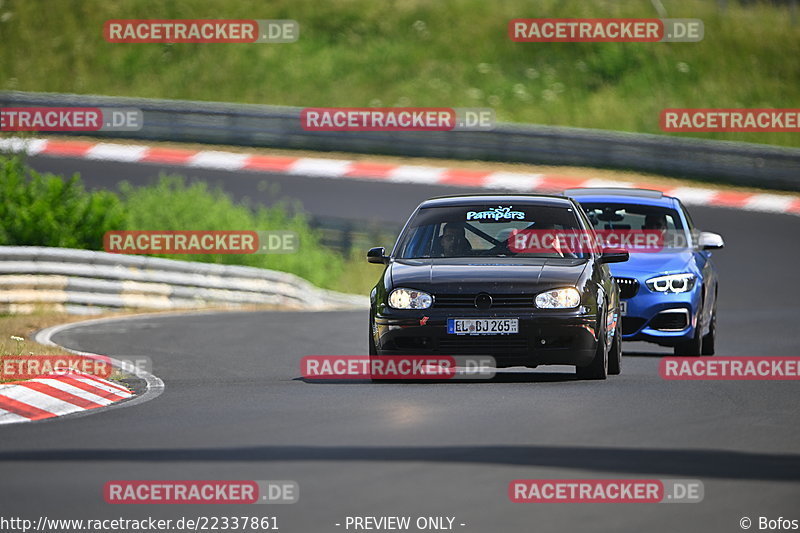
[0,156,125,249]
[119,175,345,288]
[0,157,347,290]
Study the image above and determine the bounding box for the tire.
[368,320,382,382]
[368,322,377,356]
[608,324,622,375]
[701,308,716,355]
[576,327,608,380]
[674,325,703,356]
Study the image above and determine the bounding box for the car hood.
[389,257,587,293]
[610,250,694,277]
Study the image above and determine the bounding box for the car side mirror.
[698,232,724,250]
[367,247,389,264]
[599,247,629,264]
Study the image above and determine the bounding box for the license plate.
[620,301,628,316]
[447,318,518,335]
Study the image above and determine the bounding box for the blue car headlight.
[388,288,433,309]
[645,273,696,293]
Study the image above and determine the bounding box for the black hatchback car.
[367,194,629,380]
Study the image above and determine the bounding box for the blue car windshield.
[579,202,691,250]
[394,204,590,259]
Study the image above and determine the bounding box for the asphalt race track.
[1,154,799,532]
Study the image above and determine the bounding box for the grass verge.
[0,308,124,384]
[1,0,798,147]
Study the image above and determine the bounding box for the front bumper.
[373,308,600,367]
[621,283,701,346]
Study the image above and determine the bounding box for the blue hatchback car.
[566,188,724,356]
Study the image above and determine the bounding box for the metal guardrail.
[0,247,367,314]
[2,91,799,191]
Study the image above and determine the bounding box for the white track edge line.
[30,315,169,423]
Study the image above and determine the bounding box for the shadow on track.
[1,445,798,482]
[296,371,583,384]
[622,351,671,358]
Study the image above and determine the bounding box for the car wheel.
[368,321,377,356]
[576,327,608,380]
[369,318,386,383]
[674,324,703,356]
[701,308,716,355]
[368,320,383,382]
[608,324,622,375]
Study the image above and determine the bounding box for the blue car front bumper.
[619,277,702,347]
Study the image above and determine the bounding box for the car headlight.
[646,273,696,293]
[535,287,581,309]
[388,288,433,309]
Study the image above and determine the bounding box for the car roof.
[563,188,678,208]
[419,194,576,208]
[564,187,665,199]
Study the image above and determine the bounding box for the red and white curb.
[0,314,169,426]
[0,369,133,424]
[2,136,799,216]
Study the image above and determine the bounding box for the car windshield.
[579,202,691,250]
[394,203,590,259]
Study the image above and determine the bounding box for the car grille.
[622,317,646,335]
[433,294,533,309]
[615,277,639,299]
[649,310,689,331]
[438,335,529,354]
